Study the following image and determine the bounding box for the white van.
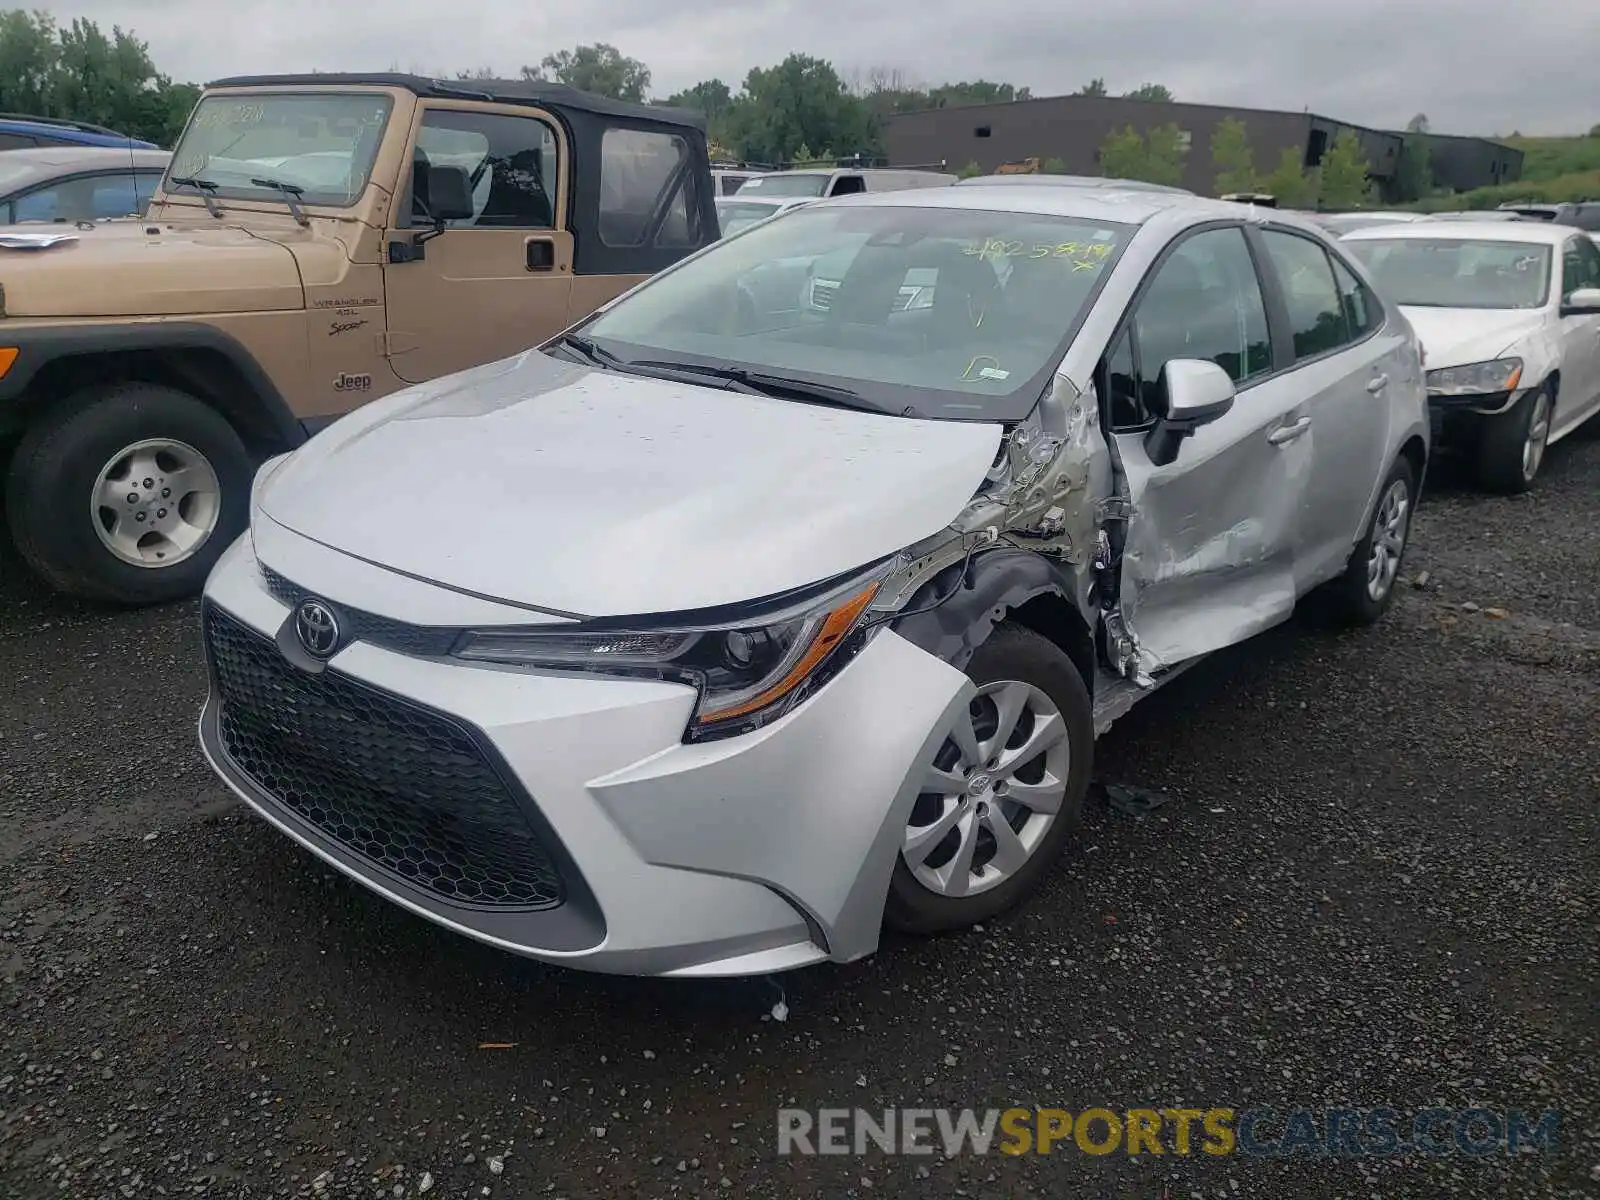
[737,167,957,200]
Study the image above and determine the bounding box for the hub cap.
[91,438,221,569]
[1522,392,1551,483]
[1365,479,1410,603]
[903,680,1071,898]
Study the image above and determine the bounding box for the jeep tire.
[6,383,254,605]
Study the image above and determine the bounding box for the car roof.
[1340,220,1577,246]
[715,194,800,206]
[819,183,1318,233]
[0,146,172,194]
[0,116,157,148]
[955,174,1192,195]
[205,73,706,130]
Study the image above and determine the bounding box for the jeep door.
[382,102,574,385]
[1103,224,1312,675]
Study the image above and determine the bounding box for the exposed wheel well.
[14,348,293,457]
[1002,592,1097,697]
[1398,433,1427,485]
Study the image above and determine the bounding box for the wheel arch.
[1,323,308,455]
[890,548,1097,697]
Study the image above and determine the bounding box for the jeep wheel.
[6,383,254,605]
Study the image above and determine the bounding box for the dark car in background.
[0,113,160,151]
[0,146,171,224]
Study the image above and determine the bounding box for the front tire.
[1476,384,1553,494]
[5,383,254,605]
[884,624,1093,935]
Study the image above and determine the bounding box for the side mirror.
[424,165,476,223]
[1560,286,1600,316]
[1144,358,1236,467]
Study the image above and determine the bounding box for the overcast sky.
[45,0,1593,137]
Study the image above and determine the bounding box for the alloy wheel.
[91,438,222,568]
[1522,391,1552,483]
[902,680,1071,898]
[1365,478,1411,603]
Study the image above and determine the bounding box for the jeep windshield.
[573,204,1133,421]
[1346,238,1552,310]
[165,92,393,209]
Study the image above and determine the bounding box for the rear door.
[381,102,574,385]
[1106,223,1310,675]
[1253,226,1402,587]
[1555,234,1600,430]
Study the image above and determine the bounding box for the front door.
[1254,227,1401,586]
[382,102,575,385]
[1554,234,1600,436]
[1104,224,1310,677]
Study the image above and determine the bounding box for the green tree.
[1075,78,1108,97]
[1260,145,1315,207]
[957,160,983,179]
[665,79,733,124]
[1041,157,1067,174]
[1098,125,1150,180]
[522,43,651,102]
[1395,132,1433,202]
[1123,83,1174,103]
[925,80,1031,108]
[1318,129,1371,209]
[1209,117,1258,195]
[724,54,875,164]
[1143,122,1188,187]
[0,10,198,145]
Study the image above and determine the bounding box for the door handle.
[1267,416,1312,445]
[1366,374,1389,393]
[525,237,555,272]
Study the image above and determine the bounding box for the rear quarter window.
[599,128,703,249]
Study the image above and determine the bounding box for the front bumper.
[197,532,971,977]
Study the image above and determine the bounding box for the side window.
[1260,230,1349,358]
[1330,254,1381,339]
[411,109,558,229]
[830,175,866,196]
[1561,237,1600,296]
[0,133,36,149]
[599,127,702,249]
[1129,226,1271,420]
[1103,325,1143,429]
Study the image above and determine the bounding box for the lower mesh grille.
[206,605,565,910]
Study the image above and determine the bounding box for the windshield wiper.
[249,177,309,227]
[553,332,625,369]
[630,361,875,411]
[169,176,222,218]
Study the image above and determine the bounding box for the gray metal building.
[884,95,1518,201]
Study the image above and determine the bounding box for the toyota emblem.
[295,598,341,658]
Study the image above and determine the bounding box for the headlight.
[453,565,891,741]
[1425,357,1523,396]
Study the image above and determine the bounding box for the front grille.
[260,565,460,657]
[206,605,565,910]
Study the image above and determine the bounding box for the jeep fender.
[891,548,1080,672]
[0,322,307,449]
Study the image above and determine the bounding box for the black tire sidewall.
[6,385,254,605]
[884,623,1094,935]
[1335,456,1416,626]
[1476,385,1549,494]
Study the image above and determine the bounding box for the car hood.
[1399,305,1549,369]
[0,219,304,317]
[258,351,1005,617]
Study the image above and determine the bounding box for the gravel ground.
[1,429,1596,1200]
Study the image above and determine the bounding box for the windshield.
[166,92,393,208]
[1345,238,1552,309]
[740,174,830,198]
[716,201,790,235]
[575,204,1134,420]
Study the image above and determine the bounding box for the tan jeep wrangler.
[0,73,718,604]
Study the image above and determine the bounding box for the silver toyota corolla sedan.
[198,185,1430,977]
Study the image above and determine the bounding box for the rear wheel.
[5,383,254,605]
[1476,384,1553,494]
[884,624,1093,934]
